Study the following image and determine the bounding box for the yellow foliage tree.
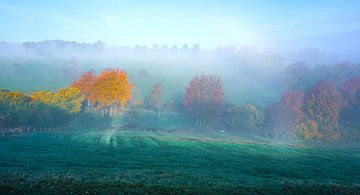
[52,87,84,114]
[93,69,133,116]
[0,91,31,106]
[31,91,53,104]
[31,87,84,114]
[296,120,322,140]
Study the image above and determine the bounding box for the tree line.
[264,62,360,142]
[1,63,360,142]
[0,87,83,129]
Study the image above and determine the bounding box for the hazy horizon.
[0,0,359,49]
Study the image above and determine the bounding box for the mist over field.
[0,0,359,194]
[1,39,358,106]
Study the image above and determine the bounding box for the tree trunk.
[120,107,123,116]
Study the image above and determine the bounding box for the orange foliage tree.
[72,70,96,107]
[73,69,133,117]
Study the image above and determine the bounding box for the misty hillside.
[1,0,360,193]
[1,39,360,107]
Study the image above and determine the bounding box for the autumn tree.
[31,91,53,104]
[31,87,84,115]
[265,90,305,139]
[0,91,31,108]
[305,80,343,140]
[183,75,224,128]
[0,89,81,128]
[93,69,133,116]
[296,119,322,140]
[0,91,31,127]
[51,87,84,114]
[72,70,96,108]
[144,83,162,117]
[72,69,133,117]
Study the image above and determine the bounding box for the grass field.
[0,129,359,193]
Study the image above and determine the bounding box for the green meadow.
[0,129,359,193]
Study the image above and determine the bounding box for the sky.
[0,0,359,49]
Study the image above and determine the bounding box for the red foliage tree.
[280,90,306,120]
[266,90,305,138]
[183,75,224,128]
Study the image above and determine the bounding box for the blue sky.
[0,0,359,48]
